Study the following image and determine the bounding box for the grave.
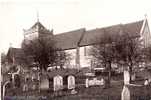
[23,84,28,92]
[85,78,104,87]
[121,85,130,100]
[68,75,75,89]
[53,75,63,91]
[40,78,49,90]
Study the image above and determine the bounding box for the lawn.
[4,70,151,100]
[4,79,151,100]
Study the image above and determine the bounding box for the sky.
[1,0,151,53]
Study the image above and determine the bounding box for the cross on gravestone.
[53,75,63,91]
[124,70,130,85]
[68,75,75,89]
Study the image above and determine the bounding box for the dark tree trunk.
[129,65,132,83]
[108,62,112,87]
[129,57,133,83]
[105,61,112,88]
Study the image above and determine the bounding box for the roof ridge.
[54,28,85,36]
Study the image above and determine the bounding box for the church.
[6,17,151,70]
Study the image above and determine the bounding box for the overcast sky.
[1,0,151,53]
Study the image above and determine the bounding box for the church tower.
[23,14,53,42]
[23,21,53,41]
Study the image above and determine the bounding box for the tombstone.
[121,85,130,100]
[85,78,89,88]
[53,75,63,91]
[100,78,105,86]
[23,84,28,92]
[131,73,135,81]
[68,75,75,89]
[124,70,130,85]
[40,78,49,90]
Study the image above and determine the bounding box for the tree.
[114,33,143,83]
[1,52,6,64]
[143,45,151,67]
[90,34,116,88]
[22,37,69,71]
[53,50,71,69]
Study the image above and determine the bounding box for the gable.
[140,20,151,47]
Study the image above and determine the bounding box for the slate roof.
[80,20,144,46]
[52,20,144,49]
[53,28,85,50]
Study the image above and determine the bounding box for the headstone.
[68,75,75,89]
[85,78,89,88]
[131,73,135,81]
[124,70,130,85]
[100,78,105,85]
[144,79,149,86]
[32,84,36,90]
[40,78,49,90]
[53,75,63,91]
[23,84,28,92]
[121,85,130,100]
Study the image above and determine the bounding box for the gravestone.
[23,84,28,92]
[53,75,63,91]
[131,73,135,81]
[85,78,89,88]
[40,78,49,90]
[68,75,75,89]
[121,85,130,100]
[124,70,130,85]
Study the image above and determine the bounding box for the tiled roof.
[54,28,85,50]
[80,20,144,46]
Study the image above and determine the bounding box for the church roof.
[80,20,144,46]
[54,20,144,50]
[54,28,85,50]
[31,21,45,29]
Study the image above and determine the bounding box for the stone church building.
[7,18,151,70]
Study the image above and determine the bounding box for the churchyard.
[3,67,151,100]
[2,18,151,100]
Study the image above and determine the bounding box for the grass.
[4,71,151,100]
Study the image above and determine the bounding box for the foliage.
[89,33,116,87]
[1,52,6,64]
[90,32,143,84]
[22,37,70,70]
